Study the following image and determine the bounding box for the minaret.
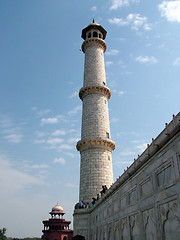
[77,20,115,203]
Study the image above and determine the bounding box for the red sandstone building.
[42,203,73,240]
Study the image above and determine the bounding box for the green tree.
[0,228,7,240]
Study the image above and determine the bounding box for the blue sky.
[0,0,180,237]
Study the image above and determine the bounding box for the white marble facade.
[74,112,180,239]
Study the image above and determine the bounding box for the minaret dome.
[81,19,107,41]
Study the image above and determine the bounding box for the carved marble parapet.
[101,112,180,199]
[76,138,115,152]
[82,38,107,53]
[79,85,111,100]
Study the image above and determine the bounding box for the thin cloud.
[0,115,13,128]
[56,114,67,122]
[131,139,150,153]
[52,130,66,136]
[31,106,37,111]
[110,0,140,10]
[173,57,180,66]
[158,43,165,49]
[35,131,47,138]
[106,61,113,67]
[31,164,49,169]
[47,138,64,145]
[64,152,77,158]
[110,117,119,123]
[68,105,81,116]
[116,131,139,137]
[106,49,119,56]
[118,90,125,96]
[109,17,128,26]
[121,161,134,164]
[118,37,126,41]
[158,0,180,23]
[0,155,44,196]
[91,6,97,11]
[146,43,152,47]
[66,182,78,188]
[68,137,79,143]
[69,129,79,133]
[120,150,136,156]
[34,139,46,144]
[53,157,65,165]
[136,56,158,64]
[110,0,130,9]
[68,90,79,99]
[113,160,133,167]
[4,134,23,143]
[108,13,151,31]
[135,143,147,153]
[58,144,73,150]
[37,109,51,117]
[118,60,125,65]
[0,116,24,144]
[124,71,132,75]
[40,117,59,125]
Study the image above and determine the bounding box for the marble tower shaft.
[77,21,115,203]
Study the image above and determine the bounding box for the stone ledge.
[73,208,89,215]
[79,85,111,100]
[82,38,107,53]
[76,139,115,152]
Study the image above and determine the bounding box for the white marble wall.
[74,113,180,240]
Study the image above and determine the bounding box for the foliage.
[0,228,7,240]
[0,229,41,240]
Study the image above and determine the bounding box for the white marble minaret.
[77,20,115,203]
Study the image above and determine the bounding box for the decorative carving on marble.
[130,214,140,240]
[94,227,98,240]
[99,230,102,240]
[102,229,107,240]
[114,221,120,240]
[121,218,129,240]
[99,225,108,240]
[107,225,112,240]
[143,208,156,240]
[160,199,180,239]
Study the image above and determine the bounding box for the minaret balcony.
[79,85,111,100]
[76,138,115,152]
[81,38,107,53]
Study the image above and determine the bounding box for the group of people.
[74,185,108,210]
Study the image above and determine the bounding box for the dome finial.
[93,18,95,23]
